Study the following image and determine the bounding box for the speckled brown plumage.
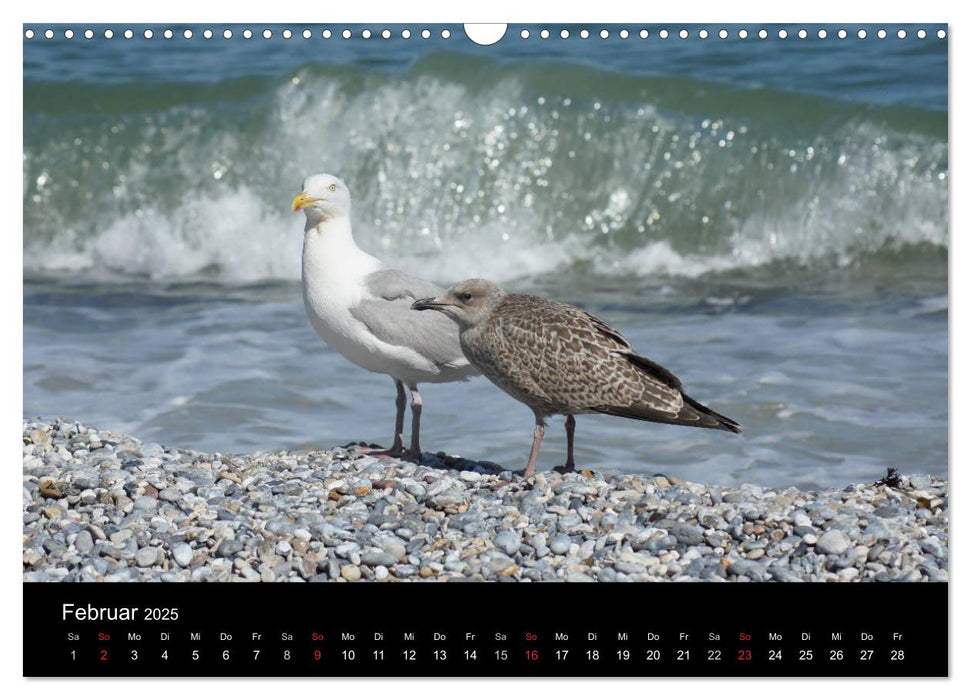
[412,279,741,477]
[460,293,739,429]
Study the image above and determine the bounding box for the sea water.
[23,25,947,489]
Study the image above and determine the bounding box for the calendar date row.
[72,645,909,664]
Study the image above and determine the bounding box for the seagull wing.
[350,269,475,371]
[546,303,687,415]
[578,311,742,433]
[498,296,740,431]
[362,268,444,302]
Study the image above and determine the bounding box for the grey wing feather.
[363,268,444,301]
[350,269,470,369]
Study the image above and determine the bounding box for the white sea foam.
[23,68,947,285]
[34,188,302,281]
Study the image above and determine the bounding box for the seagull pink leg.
[524,416,546,478]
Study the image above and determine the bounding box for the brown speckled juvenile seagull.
[412,278,741,477]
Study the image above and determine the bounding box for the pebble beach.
[23,418,948,583]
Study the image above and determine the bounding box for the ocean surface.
[23,24,948,489]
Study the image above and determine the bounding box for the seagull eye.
[329,183,337,192]
[460,292,473,301]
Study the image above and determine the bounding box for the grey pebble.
[426,489,465,510]
[133,496,157,511]
[135,547,158,567]
[172,543,193,567]
[265,519,296,536]
[920,537,946,559]
[550,534,571,555]
[729,559,765,579]
[218,540,243,558]
[360,550,397,567]
[493,530,521,556]
[768,566,804,582]
[815,530,851,556]
[667,522,704,546]
[487,554,516,574]
[75,530,94,554]
[20,418,948,584]
[110,529,133,545]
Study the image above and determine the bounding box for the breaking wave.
[23,55,948,285]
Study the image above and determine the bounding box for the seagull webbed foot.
[354,444,408,459]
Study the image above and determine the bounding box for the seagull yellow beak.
[291,192,320,212]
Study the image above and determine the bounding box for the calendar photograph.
[23,22,947,677]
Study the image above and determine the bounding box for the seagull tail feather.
[613,352,742,433]
[681,393,743,434]
[593,394,742,433]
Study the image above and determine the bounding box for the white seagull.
[292,173,477,457]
